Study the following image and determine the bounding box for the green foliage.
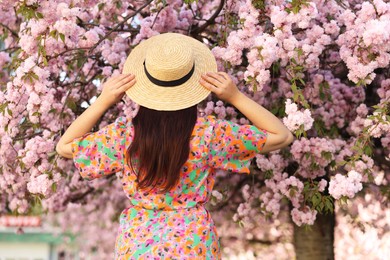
[271,60,281,76]
[21,71,39,84]
[288,48,309,109]
[0,101,9,116]
[303,181,334,214]
[245,76,259,92]
[270,102,286,117]
[319,80,332,101]
[37,35,48,66]
[285,0,310,14]
[321,151,333,161]
[252,0,266,11]
[16,1,44,21]
[183,0,198,4]
[98,3,105,11]
[264,170,274,179]
[295,124,306,139]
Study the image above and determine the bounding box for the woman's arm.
[200,72,294,153]
[56,74,136,158]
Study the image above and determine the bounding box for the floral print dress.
[71,115,267,259]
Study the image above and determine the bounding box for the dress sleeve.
[207,116,267,174]
[71,117,129,180]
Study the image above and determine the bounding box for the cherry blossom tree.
[0,0,389,259]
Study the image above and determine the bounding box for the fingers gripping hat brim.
[122,33,217,111]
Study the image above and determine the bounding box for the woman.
[56,33,293,259]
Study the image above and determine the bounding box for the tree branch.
[190,0,225,36]
[64,188,95,205]
[0,23,18,38]
[88,0,153,54]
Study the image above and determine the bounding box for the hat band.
[143,61,195,87]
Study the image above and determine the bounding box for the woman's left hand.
[97,73,136,108]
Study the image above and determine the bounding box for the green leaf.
[238,220,245,228]
[31,72,39,80]
[59,33,65,43]
[51,182,57,192]
[325,197,334,213]
[77,57,86,69]
[264,170,273,179]
[42,56,48,66]
[298,78,305,85]
[67,100,77,111]
[364,145,372,156]
[321,151,332,161]
[0,101,9,115]
[98,3,105,11]
[289,187,297,197]
[271,106,279,115]
[311,192,321,207]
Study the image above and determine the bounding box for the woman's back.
[71,114,267,258]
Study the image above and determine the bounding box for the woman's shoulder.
[196,115,236,128]
[113,116,132,128]
[194,115,237,137]
[196,115,217,125]
[106,116,134,141]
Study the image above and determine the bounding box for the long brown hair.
[127,105,197,193]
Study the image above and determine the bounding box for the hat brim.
[122,33,217,111]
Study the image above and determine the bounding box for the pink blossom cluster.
[335,192,390,259]
[363,77,390,145]
[267,3,333,74]
[202,100,239,121]
[291,206,317,226]
[245,33,279,91]
[290,137,344,178]
[100,36,129,66]
[233,183,266,226]
[27,174,53,197]
[377,79,390,152]
[210,190,224,206]
[212,0,260,67]
[336,0,390,84]
[318,179,328,192]
[328,170,363,199]
[348,104,369,136]
[305,71,365,129]
[282,99,314,132]
[259,169,322,226]
[264,172,304,206]
[364,113,390,138]
[255,152,288,174]
[259,190,283,218]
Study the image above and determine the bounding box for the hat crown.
[144,38,194,82]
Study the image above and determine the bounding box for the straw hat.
[122,33,217,111]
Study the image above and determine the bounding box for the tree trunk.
[294,213,335,260]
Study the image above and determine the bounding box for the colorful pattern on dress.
[71,115,267,259]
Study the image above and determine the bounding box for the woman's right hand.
[200,72,242,104]
[200,71,294,153]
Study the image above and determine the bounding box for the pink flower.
[283,99,314,132]
[291,207,317,226]
[318,179,328,192]
[27,174,53,196]
[329,170,363,199]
